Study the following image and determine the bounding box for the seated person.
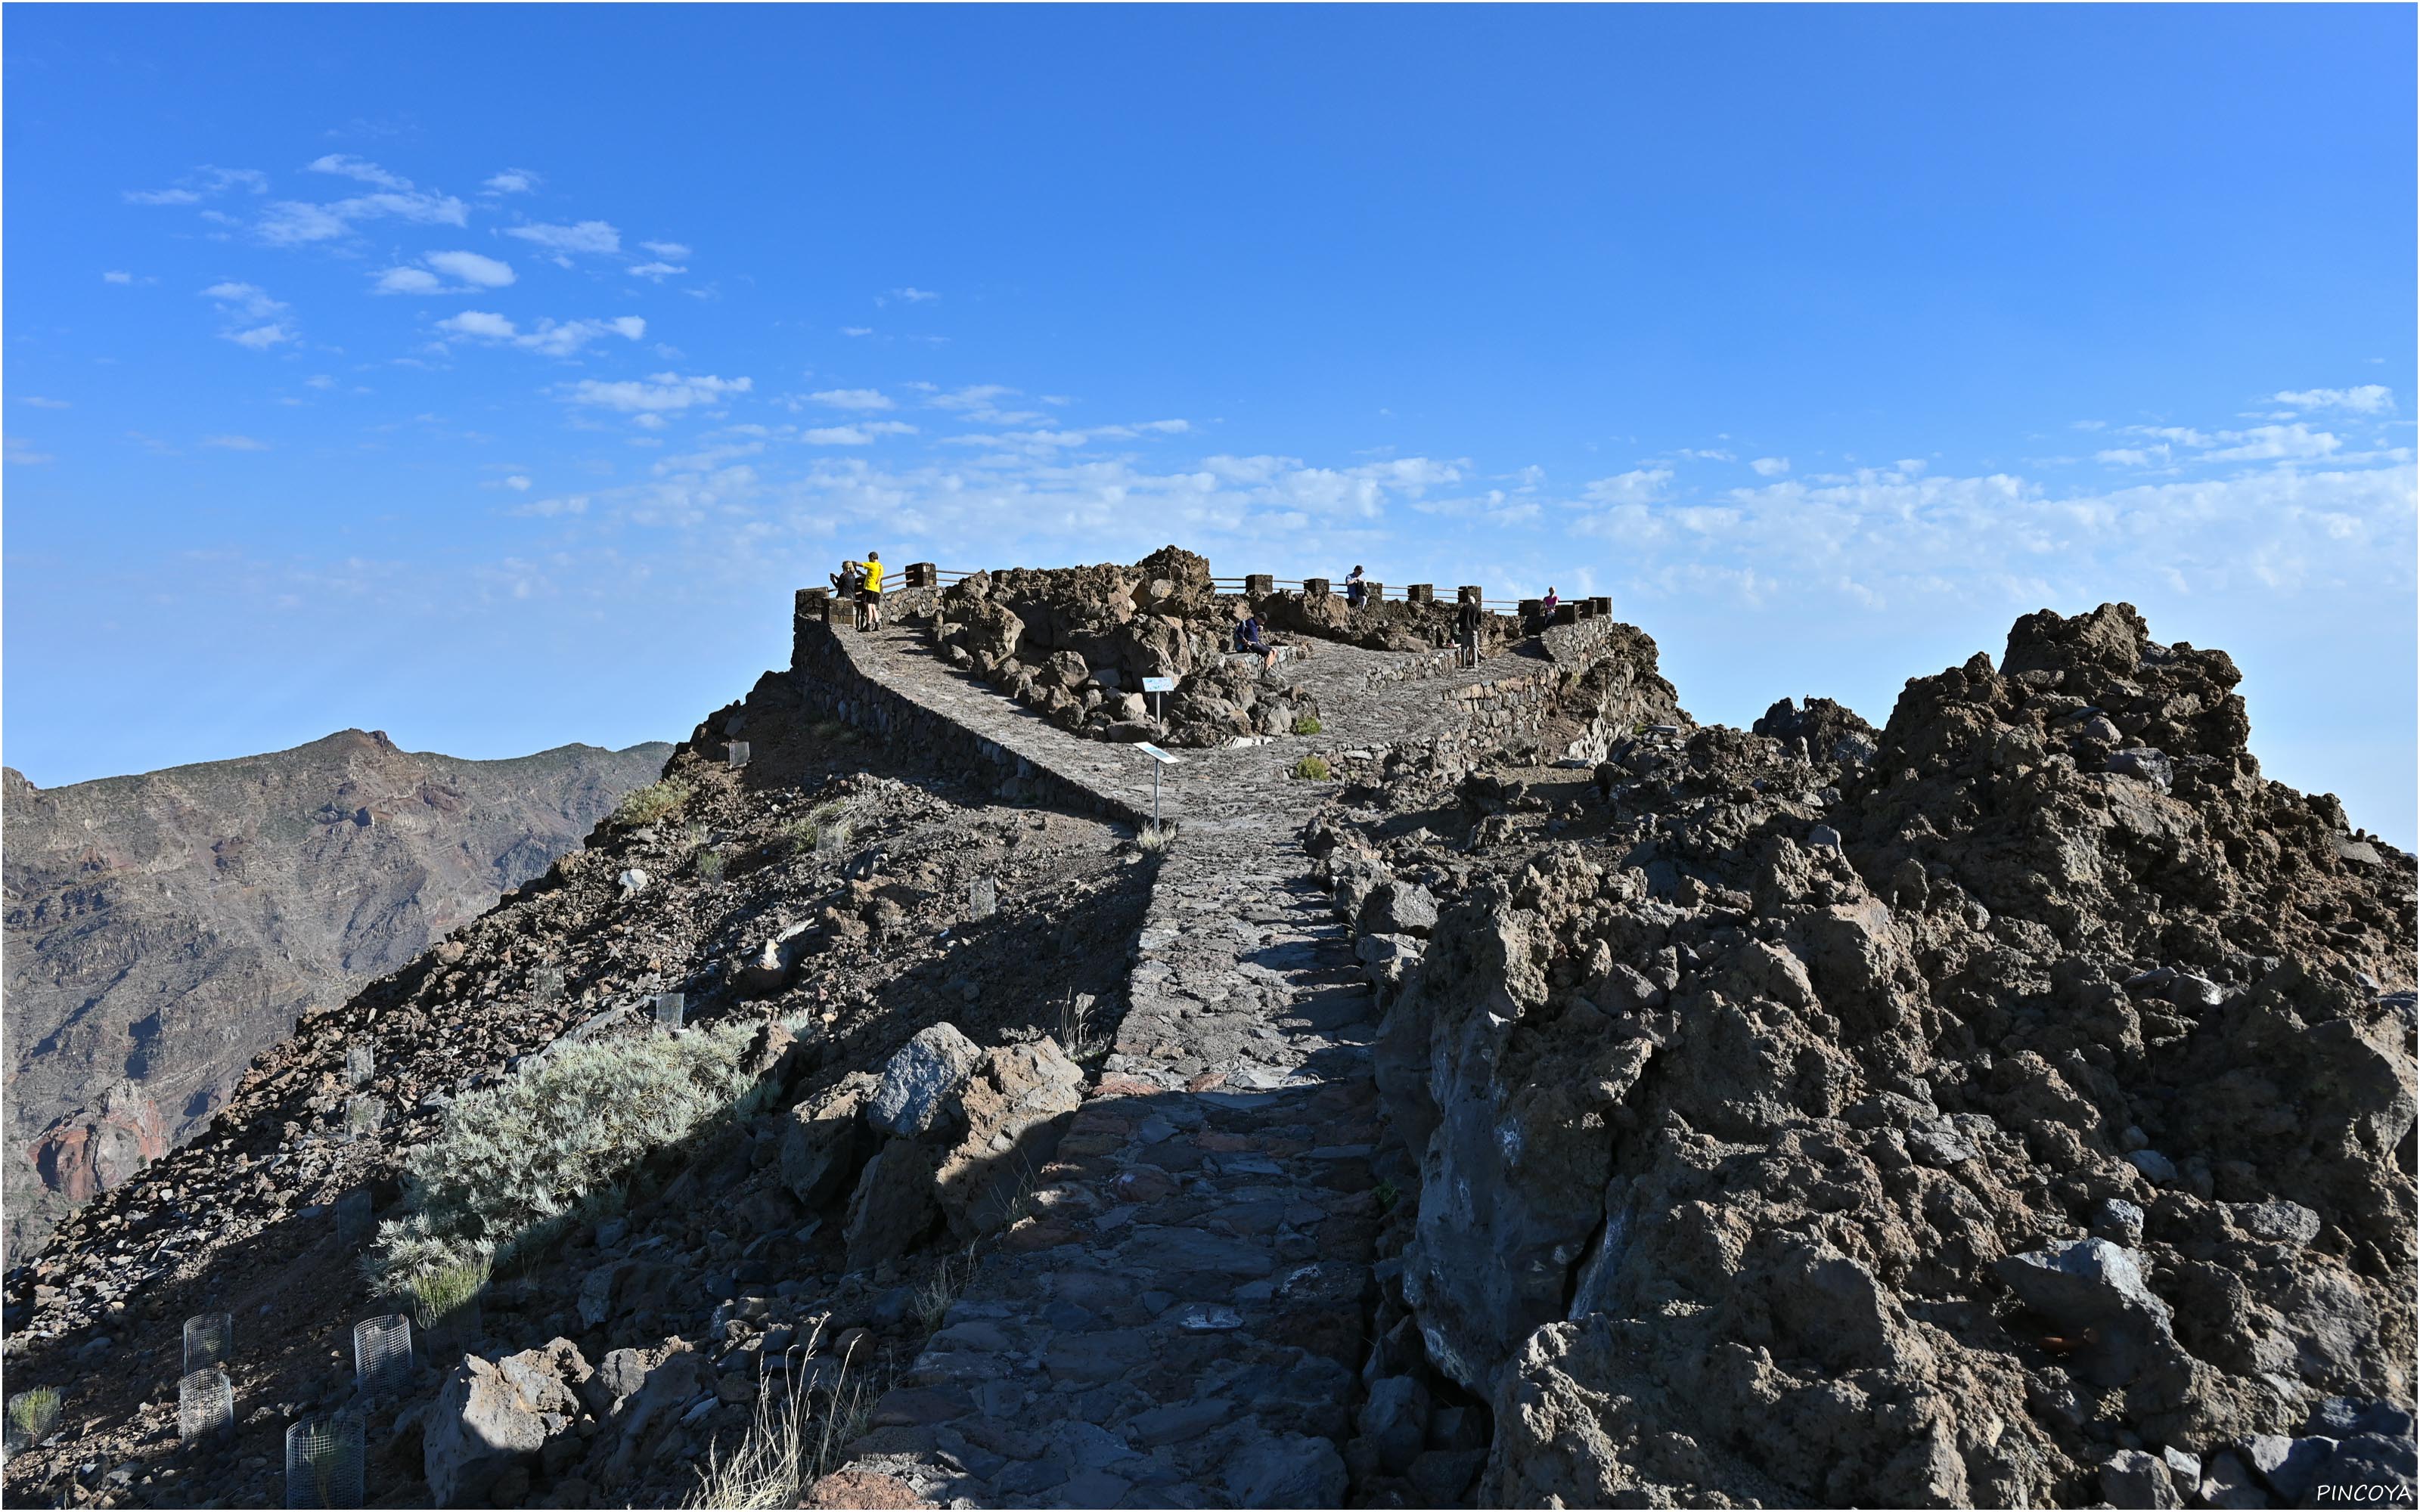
[1233,613,1277,671]
[1345,565,1367,609]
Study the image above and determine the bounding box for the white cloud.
[641,240,690,258]
[305,374,337,390]
[802,421,919,445]
[1675,448,1735,462]
[2096,446,2170,468]
[103,271,133,284]
[424,250,515,288]
[484,168,541,194]
[505,220,621,256]
[375,267,445,295]
[20,397,70,410]
[1749,456,1791,476]
[628,262,686,280]
[125,187,203,206]
[921,383,1045,425]
[504,475,532,491]
[509,494,588,517]
[203,281,286,319]
[5,436,55,465]
[1584,467,1674,506]
[438,311,645,355]
[306,153,411,190]
[880,287,939,305]
[840,327,873,338]
[808,388,895,411]
[560,372,752,413]
[202,433,270,451]
[2274,385,2394,414]
[2205,423,2341,462]
[124,166,268,206]
[438,310,518,341]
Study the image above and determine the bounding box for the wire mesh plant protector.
[334,1187,374,1246]
[533,965,564,1006]
[344,1042,374,1087]
[344,1095,386,1142]
[178,1368,234,1444]
[727,740,751,768]
[351,1314,412,1396]
[968,875,997,920]
[283,1412,365,1509]
[3,1388,61,1458]
[183,1312,234,1374]
[653,991,686,1030]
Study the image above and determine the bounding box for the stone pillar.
[1590,596,1613,618]
[1363,581,1383,603]
[799,587,832,623]
[1245,574,1274,597]
[904,562,937,589]
[1553,603,1580,626]
[1303,578,1332,598]
[1407,584,1435,604]
[1457,585,1484,606]
[1518,599,1541,621]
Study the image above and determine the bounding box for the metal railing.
[918,565,1543,612]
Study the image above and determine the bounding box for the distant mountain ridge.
[2,729,672,1259]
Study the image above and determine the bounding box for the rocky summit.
[2,555,2409,1512]
[2,732,671,1261]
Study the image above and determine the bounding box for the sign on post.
[1134,743,1181,831]
[1140,675,1175,727]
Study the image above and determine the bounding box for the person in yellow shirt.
[860,551,885,631]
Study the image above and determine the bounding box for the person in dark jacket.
[1345,565,1367,609]
[1455,593,1483,668]
[1233,613,1276,671]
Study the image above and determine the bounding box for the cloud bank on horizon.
[3,5,2412,844]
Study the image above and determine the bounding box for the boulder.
[935,1040,1085,1238]
[780,1073,876,1207]
[593,1340,706,1488]
[1358,881,1440,938]
[426,1339,588,1507]
[843,1139,942,1269]
[1357,1375,1432,1475]
[1224,1433,1349,1508]
[865,1023,983,1138]
[1035,649,1090,691]
[1991,1239,2188,1391]
[2101,1448,2186,1509]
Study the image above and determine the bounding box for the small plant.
[1374,1179,1401,1214]
[404,1257,489,1332]
[1136,823,1175,854]
[1291,754,1332,782]
[611,777,694,830]
[7,1387,60,1445]
[779,798,861,860]
[1292,715,1323,736]
[1057,990,1102,1060]
[912,1244,978,1335]
[693,848,727,884]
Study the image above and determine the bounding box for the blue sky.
[6,5,2415,843]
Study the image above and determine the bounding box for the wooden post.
[1303,577,1331,598]
[1245,573,1274,597]
[1553,603,1580,626]
[1407,584,1435,604]
[1590,596,1613,618]
[904,562,936,589]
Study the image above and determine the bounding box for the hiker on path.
[860,551,886,631]
[1345,565,1367,609]
[1456,592,1483,668]
[1540,585,1560,618]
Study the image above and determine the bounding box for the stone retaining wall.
[791,604,1152,828]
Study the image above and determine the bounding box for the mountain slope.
[2,730,672,1259]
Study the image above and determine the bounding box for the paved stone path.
[816,616,1545,1507]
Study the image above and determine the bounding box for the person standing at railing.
[1345,565,1367,609]
[1456,591,1483,668]
[861,551,886,631]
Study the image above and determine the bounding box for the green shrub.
[693,849,727,884]
[8,1387,60,1442]
[611,778,693,830]
[1291,715,1322,736]
[1291,755,1332,782]
[368,1023,775,1290]
[405,1257,490,1330]
[780,798,861,859]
